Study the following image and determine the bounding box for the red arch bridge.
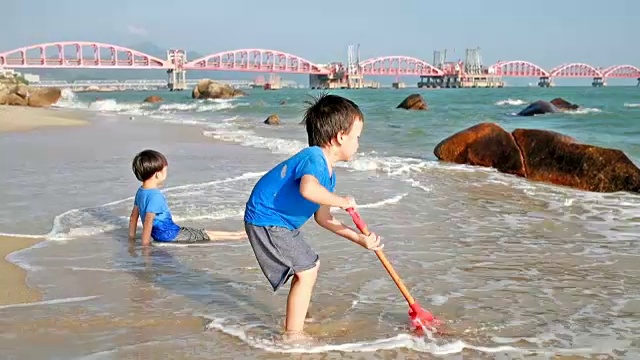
[0,42,638,88]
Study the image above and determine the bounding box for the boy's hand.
[340,196,357,210]
[359,232,383,251]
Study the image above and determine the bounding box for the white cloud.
[127,25,148,36]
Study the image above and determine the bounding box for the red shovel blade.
[409,302,446,334]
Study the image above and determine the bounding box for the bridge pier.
[538,76,552,87]
[637,78,640,87]
[167,49,187,91]
[592,77,605,87]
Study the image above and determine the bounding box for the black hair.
[132,149,168,181]
[302,93,364,147]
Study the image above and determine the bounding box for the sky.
[1,0,638,74]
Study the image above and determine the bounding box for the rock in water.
[549,97,579,111]
[143,95,163,103]
[264,114,280,125]
[396,94,428,110]
[434,123,640,193]
[516,98,580,116]
[516,100,559,116]
[512,129,640,193]
[191,79,245,100]
[434,122,525,177]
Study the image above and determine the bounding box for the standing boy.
[244,94,382,342]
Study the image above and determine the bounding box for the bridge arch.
[0,41,170,69]
[184,49,330,74]
[602,65,640,78]
[550,63,603,78]
[358,56,444,76]
[489,60,549,77]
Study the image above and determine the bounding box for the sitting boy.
[128,149,246,245]
[243,94,382,342]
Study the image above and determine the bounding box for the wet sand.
[0,105,87,132]
[0,236,42,305]
[0,105,87,306]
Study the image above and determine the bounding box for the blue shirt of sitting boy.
[128,149,180,246]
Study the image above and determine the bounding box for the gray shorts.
[172,227,210,243]
[244,222,319,291]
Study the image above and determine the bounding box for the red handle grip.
[346,207,369,235]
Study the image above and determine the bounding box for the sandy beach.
[0,105,87,132]
[0,105,87,306]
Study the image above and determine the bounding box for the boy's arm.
[314,205,368,248]
[141,213,155,246]
[128,206,139,240]
[300,175,352,209]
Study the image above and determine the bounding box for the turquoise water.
[2,86,640,359]
[67,86,640,162]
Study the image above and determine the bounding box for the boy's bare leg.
[205,230,247,241]
[289,277,315,323]
[283,261,319,341]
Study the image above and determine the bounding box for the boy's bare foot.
[206,230,247,241]
[305,309,316,323]
[282,331,320,346]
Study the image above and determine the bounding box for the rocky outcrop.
[143,95,163,103]
[0,76,62,108]
[434,123,525,177]
[191,79,245,100]
[264,114,280,125]
[396,94,428,110]
[516,97,579,116]
[434,123,640,193]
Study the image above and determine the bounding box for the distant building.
[0,68,40,83]
[0,67,16,77]
[22,73,40,83]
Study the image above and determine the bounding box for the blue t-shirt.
[134,187,181,241]
[244,146,336,230]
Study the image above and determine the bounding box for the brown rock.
[5,93,28,106]
[191,79,245,100]
[396,94,428,110]
[14,84,29,99]
[549,97,579,111]
[143,95,163,103]
[512,129,640,193]
[264,114,280,125]
[434,123,525,177]
[26,88,62,107]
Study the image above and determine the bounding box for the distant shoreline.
[0,105,87,133]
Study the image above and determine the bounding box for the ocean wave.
[494,98,527,106]
[53,90,242,118]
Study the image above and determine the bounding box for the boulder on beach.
[396,94,428,110]
[434,123,640,193]
[0,75,62,108]
[191,79,245,100]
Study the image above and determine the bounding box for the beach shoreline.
[0,105,89,307]
[0,236,43,306]
[0,105,87,133]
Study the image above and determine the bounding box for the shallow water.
[1,86,639,359]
